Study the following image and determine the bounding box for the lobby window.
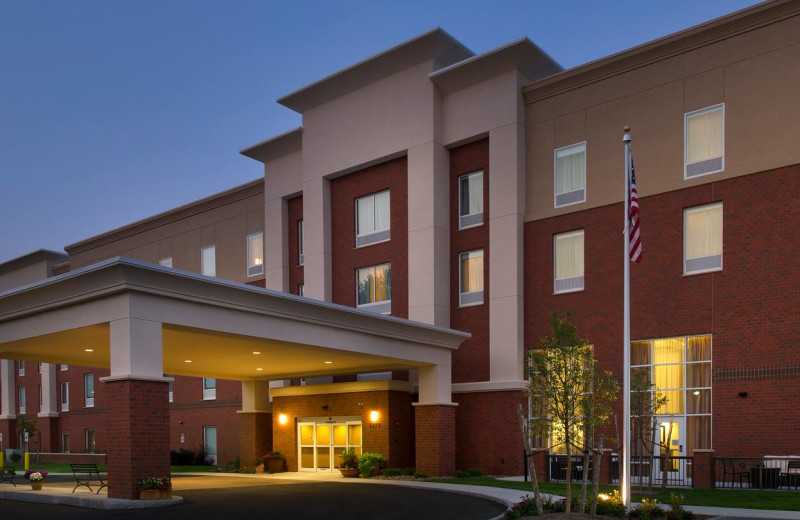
[247,231,264,277]
[554,230,584,293]
[459,171,484,229]
[84,374,95,408]
[554,142,586,208]
[60,381,69,412]
[203,377,217,400]
[18,387,26,414]
[685,104,724,179]
[684,203,722,275]
[356,190,390,247]
[85,429,96,452]
[62,431,70,453]
[159,257,173,268]
[18,360,24,376]
[298,220,304,266]
[459,250,484,306]
[201,245,216,277]
[356,263,391,314]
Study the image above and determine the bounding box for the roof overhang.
[0,258,468,381]
[239,127,303,164]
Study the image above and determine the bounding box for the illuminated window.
[554,230,584,293]
[356,191,390,247]
[459,250,484,306]
[555,142,586,207]
[356,264,391,314]
[685,104,724,179]
[684,203,722,275]
[247,232,264,276]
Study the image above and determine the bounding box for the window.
[298,284,304,297]
[459,250,484,306]
[202,377,217,400]
[18,361,24,376]
[60,364,68,371]
[356,264,391,314]
[298,220,304,266]
[84,374,95,408]
[60,381,69,412]
[554,142,586,207]
[18,387,26,414]
[356,190,390,247]
[164,374,174,403]
[459,171,484,229]
[159,257,173,268]
[61,431,70,453]
[37,362,42,374]
[85,429,96,452]
[201,245,216,277]
[38,384,42,407]
[247,232,264,277]
[684,203,722,275]
[685,104,724,179]
[554,230,584,293]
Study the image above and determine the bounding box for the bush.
[629,498,666,519]
[595,490,626,518]
[413,472,428,479]
[170,448,208,466]
[455,469,469,478]
[357,452,386,478]
[506,495,564,519]
[400,467,415,476]
[466,468,483,477]
[381,468,402,477]
[666,493,693,520]
[9,452,22,463]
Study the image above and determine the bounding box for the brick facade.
[414,404,456,476]
[238,412,272,469]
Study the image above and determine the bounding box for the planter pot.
[138,489,172,500]
[30,481,44,491]
[266,458,285,474]
[255,464,265,474]
[339,468,359,478]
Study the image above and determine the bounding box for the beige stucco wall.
[525,15,800,221]
[0,261,50,292]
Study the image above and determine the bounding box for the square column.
[303,176,332,301]
[0,359,15,420]
[238,380,272,468]
[414,363,456,476]
[37,364,59,452]
[264,196,289,292]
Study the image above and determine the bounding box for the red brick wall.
[288,195,304,295]
[454,391,527,475]
[330,157,408,319]
[524,165,800,457]
[414,404,456,476]
[272,389,413,471]
[238,412,272,469]
[449,139,490,383]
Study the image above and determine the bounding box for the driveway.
[0,474,508,520]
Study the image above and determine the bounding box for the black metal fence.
[607,453,692,488]
[547,454,592,482]
[715,457,800,490]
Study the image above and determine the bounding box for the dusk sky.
[0,0,761,262]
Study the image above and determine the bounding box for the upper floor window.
[60,364,68,371]
[60,381,69,412]
[247,232,264,277]
[203,377,217,400]
[18,387,26,414]
[459,250,484,306]
[298,284,304,297]
[356,263,391,314]
[298,220,304,266]
[685,104,724,179]
[18,361,24,376]
[164,374,174,403]
[84,374,95,408]
[684,203,722,275]
[37,363,42,374]
[554,230,584,293]
[38,384,43,407]
[159,257,173,268]
[356,190,390,247]
[554,142,586,208]
[459,171,484,229]
[201,245,216,277]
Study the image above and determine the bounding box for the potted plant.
[261,451,285,474]
[339,448,359,478]
[137,476,172,500]
[25,470,48,490]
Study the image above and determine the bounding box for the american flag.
[629,158,642,263]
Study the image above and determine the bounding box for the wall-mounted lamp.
[278,413,288,425]
[738,391,748,398]
[369,410,380,428]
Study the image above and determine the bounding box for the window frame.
[458,170,484,230]
[683,203,723,276]
[18,360,24,376]
[553,229,585,294]
[684,104,725,180]
[458,249,484,307]
[554,141,587,208]
[298,284,304,297]
[61,431,70,453]
[355,190,391,247]
[159,257,173,268]
[60,381,69,412]
[246,231,264,277]
[355,263,392,314]
[298,220,304,266]
[201,244,216,277]
[84,374,95,408]
[85,428,96,452]
[60,364,68,371]
[202,377,217,401]
[18,386,26,414]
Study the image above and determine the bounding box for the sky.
[0,0,762,262]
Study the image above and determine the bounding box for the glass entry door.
[654,418,686,476]
[298,420,362,472]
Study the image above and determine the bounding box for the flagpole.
[622,126,632,510]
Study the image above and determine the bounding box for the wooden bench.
[71,463,107,494]
[0,466,16,487]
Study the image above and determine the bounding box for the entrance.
[654,418,686,478]
[298,417,362,472]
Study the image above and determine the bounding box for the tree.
[522,312,617,514]
[16,414,38,449]
[625,369,667,492]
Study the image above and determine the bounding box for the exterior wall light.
[369,410,380,423]
[278,413,288,425]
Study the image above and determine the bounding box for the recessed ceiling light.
[184,360,192,363]
[84,349,94,352]
[252,351,261,355]
[256,368,263,371]
[324,361,333,364]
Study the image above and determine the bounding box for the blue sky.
[0,0,761,262]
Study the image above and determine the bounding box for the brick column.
[599,449,614,485]
[692,449,715,489]
[104,379,170,499]
[36,417,59,453]
[414,404,456,476]
[531,451,548,483]
[239,412,272,469]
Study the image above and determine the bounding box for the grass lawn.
[428,477,800,511]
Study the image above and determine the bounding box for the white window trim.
[458,170,484,230]
[201,245,216,277]
[202,377,217,401]
[355,264,391,314]
[355,190,391,247]
[159,257,173,268]
[84,374,95,408]
[553,229,585,294]
[60,364,68,371]
[458,249,484,307]
[18,387,26,414]
[246,231,264,277]
[554,141,587,208]
[684,103,725,180]
[298,284,304,297]
[683,203,723,276]
[18,361,24,376]
[60,381,69,412]
[298,220,304,266]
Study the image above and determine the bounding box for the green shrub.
[629,498,666,519]
[9,452,22,463]
[466,468,483,477]
[357,452,386,478]
[455,469,469,478]
[666,493,693,520]
[400,467,415,476]
[506,495,565,519]
[413,472,428,478]
[381,468,402,477]
[595,490,626,517]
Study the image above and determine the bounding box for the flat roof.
[0,249,68,274]
[239,127,302,163]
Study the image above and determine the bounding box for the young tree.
[16,414,38,450]
[628,369,668,491]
